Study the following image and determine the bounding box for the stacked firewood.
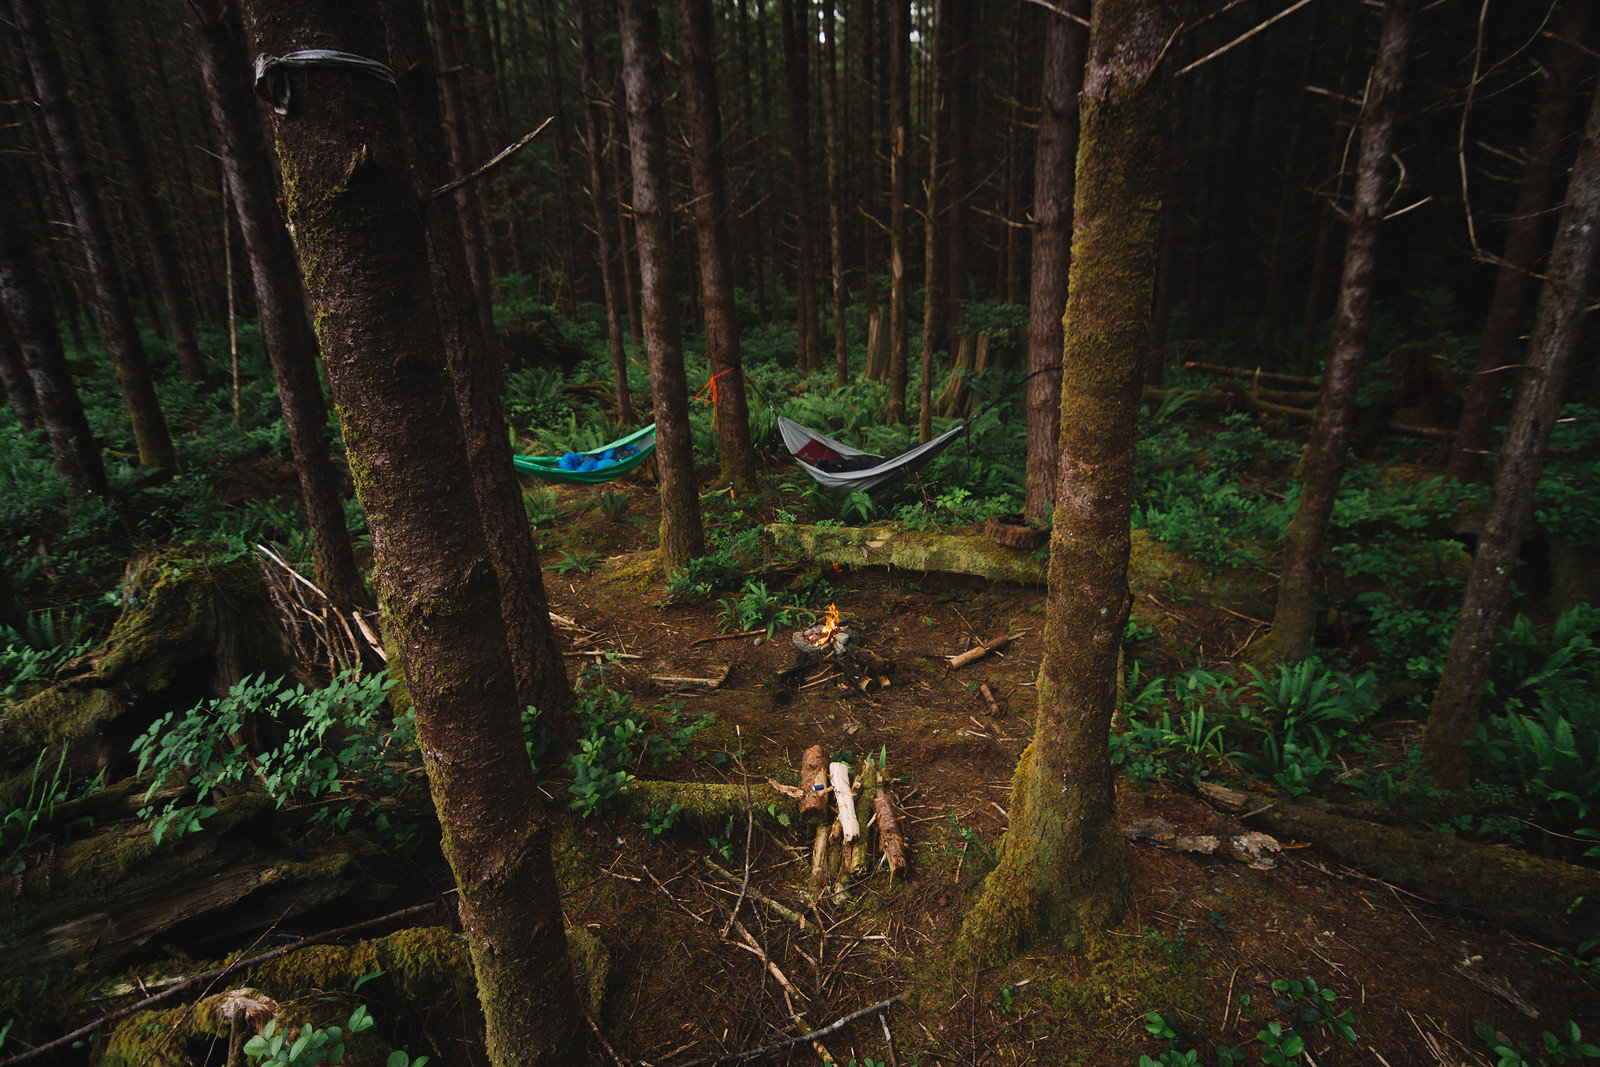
[798,744,907,904]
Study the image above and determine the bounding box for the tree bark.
[917,0,950,443]
[384,0,572,722]
[618,0,705,571]
[1447,2,1592,482]
[187,0,372,615]
[943,0,974,348]
[1022,0,1089,524]
[823,0,848,386]
[10,0,176,471]
[1423,75,1600,795]
[0,200,107,497]
[239,4,580,1061]
[1260,0,1416,665]
[780,0,819,372]
[574,0,635,425]
[538,0,579,307]
[0,318,39,429]
[678,0,759,491]
[886,0,911,423]
[955,0,1173,968]
[82,9,209,385]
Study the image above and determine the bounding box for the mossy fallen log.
[612,779,798,834]
[2,793,395,974]
[1250,797,1600,946]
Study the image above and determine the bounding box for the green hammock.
[511,423,656,485]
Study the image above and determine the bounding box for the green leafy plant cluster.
[0,608,97,703]
[1,747,94,874]
[547,685,715,818]
[1142,977,1357,1066]
[244,1004,428,1067]
[1475,1019,1600,1066]
[131,669,411,845]
[717,577,825,638]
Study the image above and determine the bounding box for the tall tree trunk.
[610,109,644,347]
[1259,0,1416,665]
[1022,0,1088,524]
[1423,76,1600,795]
[536,0,579,308]
[187,0,372,615]
[575,0,635,424]
[1448,2,1593,482]
[0,200,107,497]
[943,0,973,345]
[886,0,911,423]
[619,0,706,571]
[82,11,208,385]
[11,0,176,471]
[823,0,848,386]
[0,319,39,429]
[781,0,819,372]
[429,0,498,338]
[240,4,580,1061]
[678,0,760,491]
[955,0,1172,968]
[385,0,573,722]
[917,0,950,443]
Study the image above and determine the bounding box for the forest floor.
[521,472,1600,1067]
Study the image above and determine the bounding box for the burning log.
[799,745,829,820]
[775,606,894,698]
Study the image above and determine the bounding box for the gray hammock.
[777,416,966,493]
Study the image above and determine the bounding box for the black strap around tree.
[252,49,397,117]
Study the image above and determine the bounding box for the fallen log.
[1248,797,1600,947]
[611,779,798,834]
[949,633,1020,669]
[1183,360,1319,388]
[875,784,907,879]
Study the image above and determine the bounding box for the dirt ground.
[520,474,1600,1067]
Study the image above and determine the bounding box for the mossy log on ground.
[3,542,297,750]
[767,523,1277,615]
[2,793,395,974]
[612,779,798,834]
[97,925,607,1066]
[1250,797,1600,946]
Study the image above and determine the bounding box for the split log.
[829,762,859,842]
[948,633,1019,668]
[809,820,832,898]
[799,745,829,820]
[875,783,907,879]
[1249,796,1600,947]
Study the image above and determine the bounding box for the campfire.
[777,604,894,698]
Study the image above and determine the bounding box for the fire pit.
[776,605,894,699]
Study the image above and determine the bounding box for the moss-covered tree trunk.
[383,0,571,722]
[886,0,911,424]
[955,0,1172,968]
[574,0,635,425]
[1259,0,1415,665]
[10,0,176,471]
[238,4,580,1061]
[1423,76,1600,795]
[187,0,372,615]
[619,0,705,571]
[678,0,759,491]
[1022,0,1089,524]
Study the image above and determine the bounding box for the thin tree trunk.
[429,0,498,339]
[0,319,39,429]
[0,202,107,497]
[886,0,911,423]
[82,10,208,385]
[943,0,973,345]
[1023,0,1088,523]
[917,0,950,443]
[619,0,706,570]
[385,0,572,722]
[956,0,1172,968]
[11,0,176,471]
[1448,2,1592,482]
[575,0,635,425]
[1423,76,1600,795]
[610,109,644,347]
[823,0,848,386]
[678,0,760,491]
[240,5,580,1061]
[781,0,819,372]
[188,0,371,615]
[1260,0,1416,665]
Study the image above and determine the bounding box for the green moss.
[5,687,122,745]
[565,925,610,1017]
[243,926,472,1002]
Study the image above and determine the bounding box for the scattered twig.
[677,993,906,1067]
[423,117,551,202]
[690,628,766,647]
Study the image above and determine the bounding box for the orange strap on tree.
[693,368,735,427]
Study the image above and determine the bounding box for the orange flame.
[810,603,842,647]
